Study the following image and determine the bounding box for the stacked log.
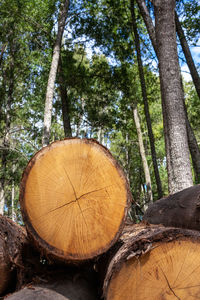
[20,138,131,262]
[0,215,27,295]
[2,138,200,299]
[143,184,200,230]
[6,271,98,300]
[103,224,200,299]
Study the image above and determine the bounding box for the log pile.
[1,138,200,299]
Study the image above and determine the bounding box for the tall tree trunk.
[137,0,200,184]
[42,0,70,147]
[58,58,72,138]
[175,11,200,99]
[0,43,7,67]
[0,182,5,215]
[154,0,193,193]
[136,0,157,55]
[11,165,16,222]
[0,43,14,214]
[133,105,153,207]
[130,0,163,199]
[186,117,200,183]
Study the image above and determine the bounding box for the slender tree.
[175,11,200,99]
[42,0,70,146]
[133,104,153,206]
[154,0,193,193]
[0,38,15,214]
[58,58,72,137]
[130,0,163,198]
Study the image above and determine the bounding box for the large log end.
[20,139,132,262]
[104,224,200,299]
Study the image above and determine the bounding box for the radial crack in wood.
[20,138,131,262]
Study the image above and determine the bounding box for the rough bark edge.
[0,215,29,294]
[20,138,132,263]
[143,184,200,230]
[103,223,200,298]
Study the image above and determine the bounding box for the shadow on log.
[143,184,200,230]
[6,271,98,300]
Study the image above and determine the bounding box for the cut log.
[20,138,131,262]
[0,215,27,295]
[104,224,200,300]
[143,184,200,230]
[6,271,98,300]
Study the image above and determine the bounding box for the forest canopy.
[0,0,199,222]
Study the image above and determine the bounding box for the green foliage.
[0,0,199,222]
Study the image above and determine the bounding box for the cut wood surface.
[104,224,200,300]
[0,215,27,295]
[143,184,200,230]
[20,138,131,262]
[6,272,98,300]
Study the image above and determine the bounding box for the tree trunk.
[133,106,153,206]
[154,0,193,193]
[175,11,200,99]
[104,223,200,299]
[6,272,98,300]
[20,138,132,262]
[42,0,70,147]
[0,181,5,215]
[143,184,200,231]
[0,215,27,296]
[0,42,15,215]
[130,0,163,199]
[0,43,7,66]
[137,0,200,187]
[11,165,16,222]
[136,0,157,55]
[185,108,200,183]
[58,57,72,138]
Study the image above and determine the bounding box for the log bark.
[143,184,200,231]
[0,215,27,295]
[20,138,132,263]
[6,271,98,300]
[104,223,200,299]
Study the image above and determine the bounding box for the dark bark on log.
[0,236,13,295]
[6,271,98,300]
[143,184,200,230]
[0,215,27,295]
[103,223,200,299]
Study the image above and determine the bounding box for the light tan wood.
[20,139,130,261]
[107,239,200,300]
